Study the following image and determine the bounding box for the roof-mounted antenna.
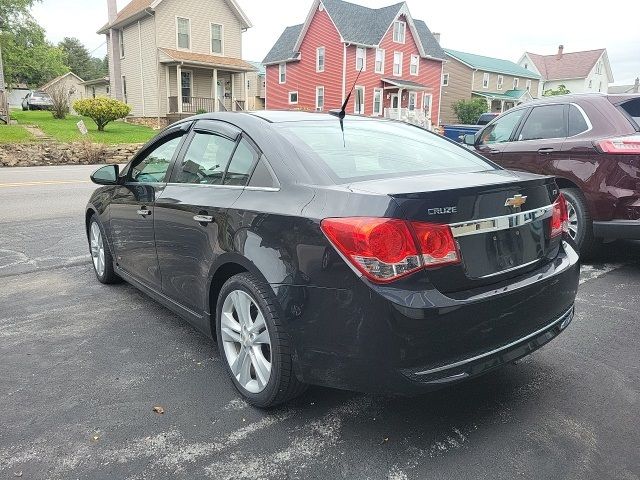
[330,66,364,146]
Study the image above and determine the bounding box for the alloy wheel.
[90,222,105,277]
[221,290,272,394]
[566,201,579,241]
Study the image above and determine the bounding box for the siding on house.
[440,59,474,125]
[471,70,539,94]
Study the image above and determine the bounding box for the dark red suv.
[464,93,640,256]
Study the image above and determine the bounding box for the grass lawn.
[0,125,34,144]
[11,110,156,144]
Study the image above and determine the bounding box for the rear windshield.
[276,119,495,182]
[619,98,640,129]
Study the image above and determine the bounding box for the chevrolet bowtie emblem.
[505,194,528,208]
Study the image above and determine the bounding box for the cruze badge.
[505,194,528,208]
[428,206,458,215]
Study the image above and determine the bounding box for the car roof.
[526,92,640,106]
[180,110,383,124]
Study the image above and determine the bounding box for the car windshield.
[276,119,495,182]
[32,93,49,99]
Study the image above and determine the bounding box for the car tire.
[216,273,307,408]
[88,216,120,284]
[561,188,600,258]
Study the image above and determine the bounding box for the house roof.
[263,0,445,65]
[382,78,431,90]
[40,72,85,91]
[158,48,256,72]
[248,62,266,76]
[525,49,606,81]
[98,0,252,33]
[82,77,110,86]
[608,83,639,94]
[445,49,540,79]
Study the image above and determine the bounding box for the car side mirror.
[91,165,120,185]
[463,134,476,146]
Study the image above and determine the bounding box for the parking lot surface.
[1,165,639,480]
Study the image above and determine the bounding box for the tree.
[58,37,94,80]
[543,84,570,96]
[452,98,488,124]
[0,0,41,91]
[73,97,131,132]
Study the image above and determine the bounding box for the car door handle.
[488,149,501,154]
[137,208,151,216]
[193,214,214,224]
[538,148,555,154]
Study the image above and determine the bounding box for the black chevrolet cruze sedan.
[86,111,579,407]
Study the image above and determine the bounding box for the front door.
[181,70,193,105]
[391,94,399,109]
[154,120,260,318]
[109,132,187,288]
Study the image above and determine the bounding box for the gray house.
[99,0,256,126]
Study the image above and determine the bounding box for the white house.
[518,45,613,97]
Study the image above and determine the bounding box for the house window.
[211,23,223,54]
[410,55,419,75]
[442,73,449,86]
[408,92,417,111]
[393,21,406,43]
[121,75,127,103]
[316,86,324,111]
[354,86,365,114]
[423,93,432,115]
[356,47,366,71]
[119,29,125,58]
[177,17,191,50]
[317,47,325,72]
[375,49,385,74]
[596,62,602,74]
[513,77,519,89]
[482,72,490,89]
[524,63,528,69]
[497,75,503,90]
[279,63,286,84]
[598,81,602,92]
[393,52,403,76]
[526,79,532,92]
[289,91,298,104]
[373,88,383,116]
[588,79,593,89]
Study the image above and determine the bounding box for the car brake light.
[320,217,460,283]
[596,134,640,154]
[551,194,569,238]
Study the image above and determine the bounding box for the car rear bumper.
[278,242,580,394]
[593,220,640,240]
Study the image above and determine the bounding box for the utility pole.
[0,35,9,123]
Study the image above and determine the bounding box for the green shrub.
[196,108,207,115]
[452,98,489,125]
[73,97,131,132]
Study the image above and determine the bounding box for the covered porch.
[381,78,433,130]
[159,48,257,117]
[472,89,533,114]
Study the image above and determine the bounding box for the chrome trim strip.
[414,306,574,376]
[165,182,280,192]
[449,205,553,238]
[476,257,541,279]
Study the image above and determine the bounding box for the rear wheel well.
[554,177,581,191]
[209,263,248,331]
[85,209,96,237]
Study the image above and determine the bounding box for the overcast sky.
[31,0,640,84]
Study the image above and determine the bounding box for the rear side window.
[176,132,236,185]
[249,157,279,189]
[619,98,640,129]
[276,120,493,182]
[518,105,567,141]
[568,105,589,136]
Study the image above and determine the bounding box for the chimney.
[432,32,441,44]
[634,77,639,93]
[556,45,564,60]
[106,0,123,101]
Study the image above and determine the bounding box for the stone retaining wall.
[0,142,144,167]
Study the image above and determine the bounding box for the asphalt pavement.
[0,165,639,480]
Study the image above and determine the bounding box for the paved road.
[1,165,639,480]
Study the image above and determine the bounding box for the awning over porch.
[158,48,257,72]
[382,78,432,91]
[472,89,533,102]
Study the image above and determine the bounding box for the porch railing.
[234,100,245,111]
[384,108,432,130]
[169,96,216,114]
[218,99,227,111]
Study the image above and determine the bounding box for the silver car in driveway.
[22,91,53,111]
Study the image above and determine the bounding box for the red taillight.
[320,217,460,283]
[551,194,569,238]
[596,134,640,154]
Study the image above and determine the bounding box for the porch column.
[398,88,403,120]
[231,73,236,111]
[212,68,218,112]
[165,65,170,114]
[176,64,183,114]
[244,72,249,111]
[486,98,491,111]
[500,100,505,113]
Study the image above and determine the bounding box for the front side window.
[483,72,490,88]
[177,17,190,50]
[354,86,365,114]
[356,47,366,71]
[317,47,325,72]
[225,138,259,186]
[373,88,383,116]
[393,21,406,43]
[176,132,236,185]
[316,86,324,111]
[130,136,183,183]
[479,108,526,145]
[211,23,223,54]
[410,55,419,75]
[279,63,286,84]
[375,49,385,74]
[518,104,567,141]
[393,52,402,76]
